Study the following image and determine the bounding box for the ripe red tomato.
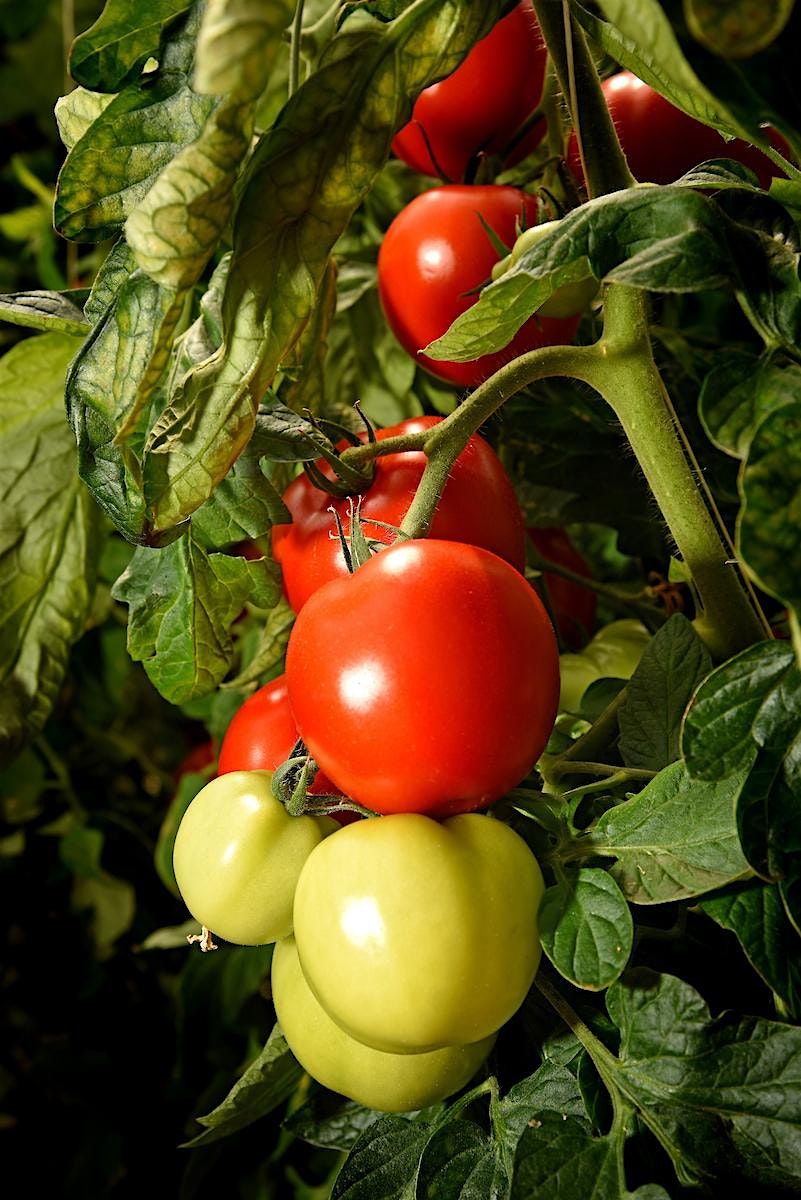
[392,1,547,182]
[567,71,785,188]
[377,186,580,388]
[272,416,526,612]
[528,527,596,649]
[285,539,559,815]
[218,675,336,796]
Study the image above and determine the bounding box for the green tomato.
[490,220,599,318]
[559,652,603,715]
[173,770,330,946]
[293,812,545,1053]
[272,936,495,1112]
[583,619,650,680]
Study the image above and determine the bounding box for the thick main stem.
[595,286,769,657]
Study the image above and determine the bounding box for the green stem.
[526,556,664,628]
[531,0,634,199]
[594,285,770,658]
[550,761,655,782]
[288,0,306,98]
[556,688,627,767]
[535,970,621,1087]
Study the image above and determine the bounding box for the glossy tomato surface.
[568,71,784,188]
[217,675,337,795]
[392,1,546,181]
[172,771,329,945]
[292,812,545,1052]
[285,539,559,815]
[272,936,495,1111]
[272,416,526,612]
[377,186,580,388]
[529,527,597,649]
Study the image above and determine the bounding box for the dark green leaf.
[0,289,89,335]
[417,1120,509,1200]
[70,0,193,91]
[111,531,280,703]
[619,614,711,771]
[539,869,634,990]
[142,0,508,533]
[699,879,801,1017]
[182,1025,301,1148]
[588,762,749,903]
[331,1114,435,1200]
[0,333,102,764]
[284,1093,384,1151]
[699,352,801,460]
[191,420,291,550]
[56,7,216,242]
[497,1064,589,1157]
[60,825,104,878]
[607,968,801,1189]
[512,1114,624,1200]
[740,401,801,613]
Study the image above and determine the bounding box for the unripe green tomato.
[173,771,330,946]
[293,812,545,1053]
[272,937,495,1113]
[490,220,599,318]
[583,619,650,679]
[559,652,602,715]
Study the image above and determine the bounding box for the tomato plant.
[292,812,544,1052]
[559,618,650,714]
[272,935,496,1113]
[377,185,580,387]
[567,70,785,188]
[286,539,559,815]
[391,1,546,182]
[272,415,525,610]
[528,526,597,648]
[172,771,330,945]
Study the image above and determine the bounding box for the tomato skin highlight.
[172,771,330,945]
[568,71,786,188]
[391,1,547,182]
[217,675,336,796]
[292,812,545,1053]
[377,185,580,388]
[272,416,526,612]
[285,539,559,816]
[272,936,496,1112]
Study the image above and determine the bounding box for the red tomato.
[218,675,337,796]
[285,540,559,816]
[528,527,596,649]
[377,186,580,388]
[392,1,547,182]
[567,71,786,188]
[272,416,526,612]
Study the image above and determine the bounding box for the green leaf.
[70,0,193,91]
[497,1064,589,1154]
[72,869,136,959]
[0,333,102,764]
[284,1094,384,1152]
[607,968,801,1189]
[682,640,801,878]
[223,595,295,691]
[111,530,280,704]
[155,765,212,896]
[55,6,216,242]
[588,762,750,903]
[142,0,509,532]
[618,614,711,771]
[699,351,801,460]
[512,1114,625,1200]
[182,1024,302,1148]
[191,423,290,550]
[539,869,633,991]
[417,1120,509,1200]
[0,289,89,335]
[194,0,293,101]
[331,1114,435,1200]
[60,825,104,878]
[699,879,801,1018]
[739,401,801,612]
[55,86,115,150]
[125,96,252,290]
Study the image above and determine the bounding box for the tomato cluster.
[172,411,566,1110]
